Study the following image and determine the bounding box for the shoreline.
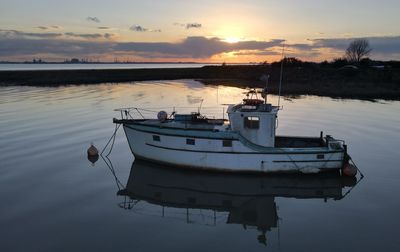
[0,65,399,100]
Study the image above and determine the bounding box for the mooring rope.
[100,123,121,156]
[100,123,124,190]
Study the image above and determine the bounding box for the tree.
[271,57,303,67]
[345,39,372,63]
[331,57,348,68]
[283,57,302,66]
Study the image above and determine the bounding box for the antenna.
[260,74,269,104]
[278,43,285,108]
[198,99,204,114]
[216,85,219,104]
[265,75,269,104]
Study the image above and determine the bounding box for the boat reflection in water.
[116,160,358,246]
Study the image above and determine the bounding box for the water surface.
[1,80,399,251]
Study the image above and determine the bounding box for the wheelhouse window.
[244,116,260,129]
[222,139,232,147]
[152,135,160,141]
[186,138,195,145]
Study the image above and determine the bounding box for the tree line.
[267,38,400,69]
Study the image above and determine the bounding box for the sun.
[224,37,241,43]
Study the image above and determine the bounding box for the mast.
[278,43,285,108]
[264,74,269,104]
[260,74,269,104]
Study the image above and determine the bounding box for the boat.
[113,85,354,174]
[115,160,357,245]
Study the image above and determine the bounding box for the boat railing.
[114,106,229,120]
[117,196,227,226]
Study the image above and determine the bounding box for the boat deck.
[275,136,324,148]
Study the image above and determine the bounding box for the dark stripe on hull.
[145,143,344,155]
[273,160,343,163]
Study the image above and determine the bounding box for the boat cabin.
[228,97,278,148]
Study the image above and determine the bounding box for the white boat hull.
[122,125,345,173]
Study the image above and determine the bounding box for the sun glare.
[224,37,241,43]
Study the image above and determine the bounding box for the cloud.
[129,25,161,32]
[0,29,62,39]
[130,25,146,32]
[97,26,110,30]
[114,37,284,58]
[86,17,100,23]
[0,35,283,59]
[286,43,315,50]
[304,36,400,58]
[36,25,61,30]
[174,22,202,29]
[186,23,202,29]
[0,37,112,57]
[103,33,115,39]
[0,29,114,41]
[309,36,400,52]
[64,32,115,40]
[282,36,400,60]
[1,33,399,61]
[65,32,103,39]
[232,49,281,56]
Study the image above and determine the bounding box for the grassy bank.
[0,65,399,100]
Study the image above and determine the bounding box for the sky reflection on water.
[0,80,399,251]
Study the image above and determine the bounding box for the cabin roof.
[229,103,279,113]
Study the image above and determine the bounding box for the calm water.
[0,63,219,71]
[1,80,400,251]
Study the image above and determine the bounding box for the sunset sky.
[1,0,399,62]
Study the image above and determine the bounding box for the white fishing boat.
[113,83,356,174]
